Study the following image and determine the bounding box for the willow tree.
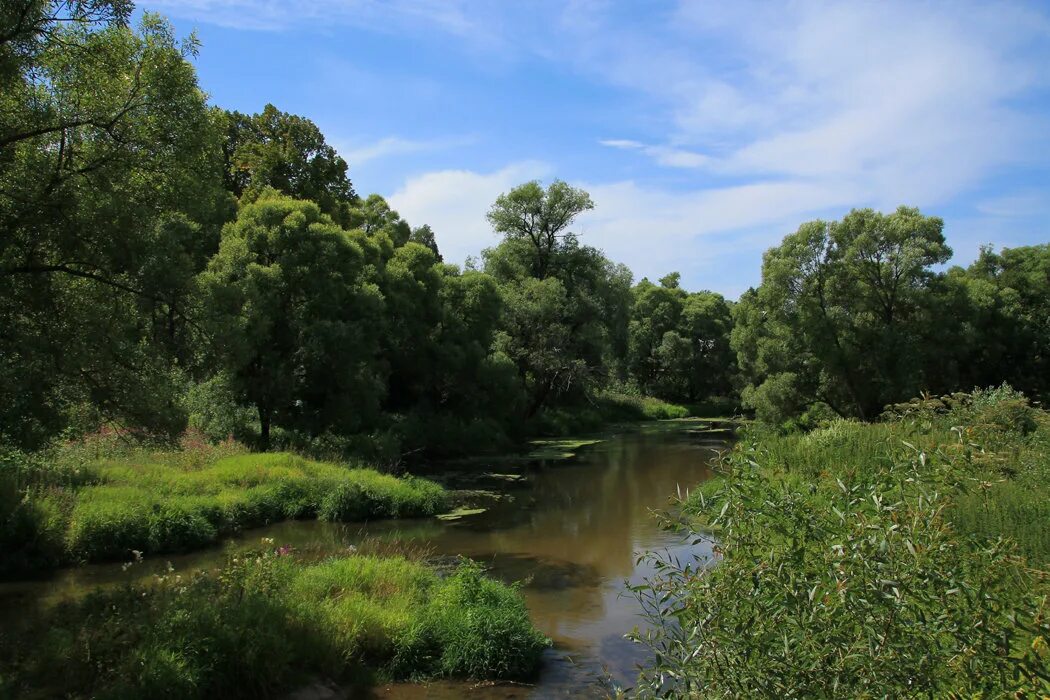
[484,181,630,416]
[733,207,951,424]
[201,193,384,447]
[0,4,227,446]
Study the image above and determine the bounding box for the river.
[0,420,729,698]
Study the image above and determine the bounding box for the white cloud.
[335,135,474,166]
[567,1,1050,210]
[599,139,710,169]
[387,161,553,265]
[387,161,861,293]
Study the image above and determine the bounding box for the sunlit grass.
[9,450,446,567]
[1,551,550,698]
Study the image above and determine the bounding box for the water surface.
[0,421,728,697]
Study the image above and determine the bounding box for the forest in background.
[3,5,1048,465]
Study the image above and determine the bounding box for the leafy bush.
[394,560,550,679]
[633,446,1050,697]
[643,387,1050,697]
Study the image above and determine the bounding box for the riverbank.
[1,437,447,572]
[634,386,1050,696]
[0,546,549,699]
[2,418,732,699]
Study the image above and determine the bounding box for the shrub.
[393,560,550,679]
[635,437,1050,697]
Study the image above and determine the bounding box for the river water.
[0,420,728,698]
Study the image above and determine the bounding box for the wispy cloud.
[574,1,1050,210]
[599,139,710,169]
[336,135,475,166]
[145,0,479,35]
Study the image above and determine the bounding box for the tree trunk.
[259,405,271,450]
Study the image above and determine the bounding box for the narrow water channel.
[0,421,729,698]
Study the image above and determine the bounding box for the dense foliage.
[632,387,1050,697]
[733,209,1050,427]
[0,5,732,462]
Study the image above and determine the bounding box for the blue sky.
[142,0,1050,298]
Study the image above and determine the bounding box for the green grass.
[2,448,447,569]
[596,392,692,421]
[0,550,550,698]
[692,385,1050,566]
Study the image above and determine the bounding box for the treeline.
[0,4,734,460]
[734,208,1050,428]
[3,4,1047,461]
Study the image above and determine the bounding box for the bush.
[633,446,1050,698]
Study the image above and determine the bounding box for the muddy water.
[369,422,728,698]
[0,421,729,698]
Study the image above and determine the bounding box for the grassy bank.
[0,547,549,698]
[1,436,446,572]
[631,386,1050,697]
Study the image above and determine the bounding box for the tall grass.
[2,442,447,570]
[705,387,1050,565]
[638,386,1050,697]
[0,549,550,698]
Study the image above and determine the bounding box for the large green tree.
[486,179,593,279]
[627,274,735,402]
[733,207,951,424]
[0,5,227,446]
[484,181,630,417]
[221,104,356,225]
[202,193,384,447]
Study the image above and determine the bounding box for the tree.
[484,188,631,417]
[628,278,686,392]
[486,180,593,279]
[347,193,410,246]
[221,104,356,225]
[201,193,384,447]
[945,244,1050,403]
[733,207,951,424]
[409,224,442,261]
[0,6,227,447]
[627,276,736,402]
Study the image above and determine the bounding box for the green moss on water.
[526,438,603,461]
[435,507,488,521]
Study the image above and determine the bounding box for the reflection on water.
[0,421,728,698]
[368,422,727,698]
